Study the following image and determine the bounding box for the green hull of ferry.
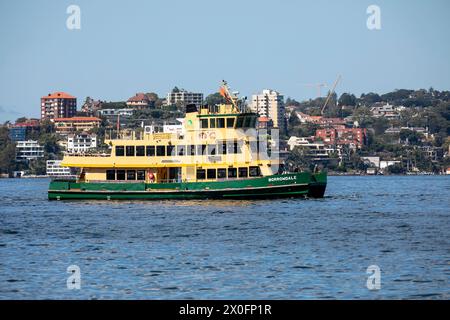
[48,172,326,200]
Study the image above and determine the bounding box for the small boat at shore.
[48,81,327,200]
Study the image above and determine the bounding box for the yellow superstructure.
[61,83,279,183]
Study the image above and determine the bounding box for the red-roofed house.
[257,116,273,130]
[126,93,153,109]
[41,92,77,120]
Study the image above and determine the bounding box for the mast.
[219,80,239,112]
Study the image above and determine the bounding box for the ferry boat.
[48,82,326,200]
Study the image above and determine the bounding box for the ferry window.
[197,145,207,156]
[209,118,216,128]
[177,145,186,156]
[200,119,208,129]
[243,117,251,128]
[188,145,196,156]
[228,167,237,178]
[207,144,216,155]
[238,167,248,178]
[126,146,135,156]
[146,145,155,156]
[156,145,166,156]
[217,168,227,179]
[196,169,206,180]
[236,117,244,128]
[106,170,115,180]
[116,170,126,180]
[217,118,225,128]
[136,146,145,156]
[219,142,227,155]
[167,145,175,156]
[249,116,257,128]
[249,166,261,177]
[116,146,125,156]
[227,141,235,154]
[137,170,146,181]
[234,141,242,154]
[207,169,216,179]
[250,141,258,154]
[226,118,235,128]
[127,170,136,180]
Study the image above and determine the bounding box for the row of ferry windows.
[106,170,146,181]
[197,166,261,180]
[104,167,261,181]
[115,143,242,157]
[199,116,257,129]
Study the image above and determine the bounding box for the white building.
[287,136,335,161]
[250,89,286,133]
[97,108,134,121]
[370,103,399,119]
[166,90,203,106]
[380,160,401,169]
[67,133,97,154]
[46,160,72,177]
[163,118,185,135]
[16,140,44,161]
[361,156,380,168]
[143,119,185,136]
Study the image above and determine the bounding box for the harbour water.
[0,176,449,299]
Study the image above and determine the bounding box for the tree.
[205,92,226,106]
[38,133,61,157]
[15,117,28,124]
[359,92,381,105]
[338,93,357,106]
[286,97,301,107]
[352,106,373,128]
[40,119,54,134]
[145,92,159,101]
[285,147,314,171]
[373,117,389,135]
[0,126,16,174]
[387,163,405,174]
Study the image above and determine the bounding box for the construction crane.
[301,83,328,97]
[321,75,342,115]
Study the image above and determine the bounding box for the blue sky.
[0,0,449,122]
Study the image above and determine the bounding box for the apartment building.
[53,117,101,135]
[250,89,286,133]
[15,140,44,161]
[67,132,97,154]
[41,92,77,120]
[46,160,72,177]
[166,90,203,106]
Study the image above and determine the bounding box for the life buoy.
[148,172,155,183]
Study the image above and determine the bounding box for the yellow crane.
[301,83,328,97]
[321,75,342,115]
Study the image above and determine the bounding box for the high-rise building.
[41,92,77,120]
[166,90,203,107]
[250,89,286,133]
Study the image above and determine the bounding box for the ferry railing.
[63,152,111,157]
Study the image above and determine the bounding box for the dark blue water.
[0,176,449,299]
